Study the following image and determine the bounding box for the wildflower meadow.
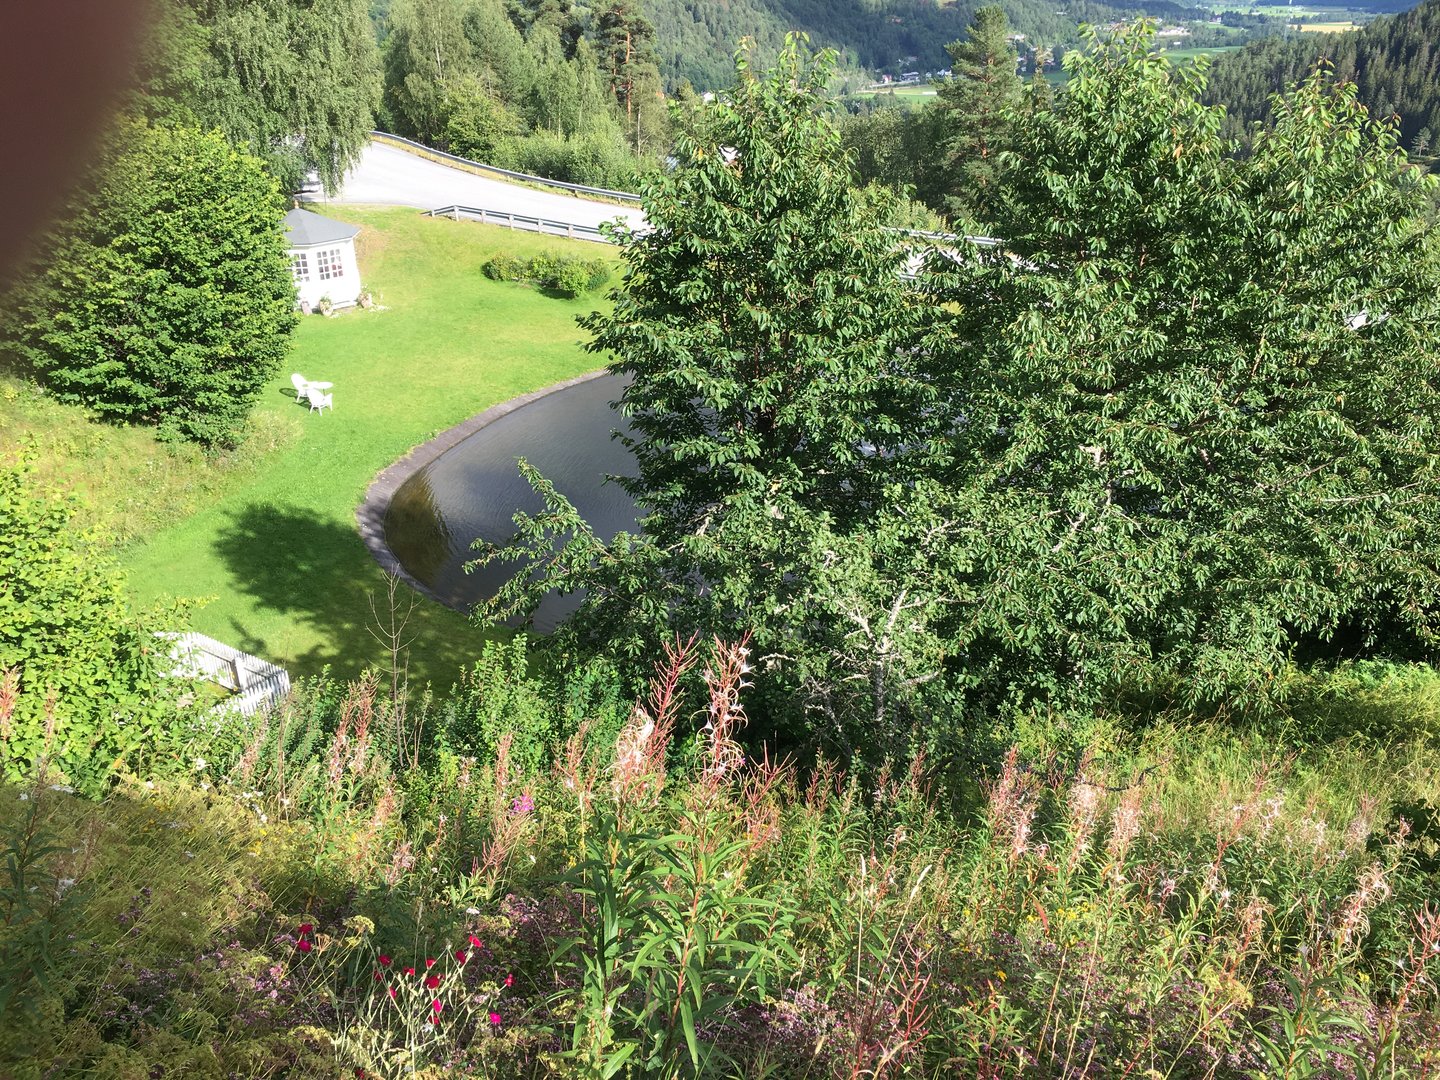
[1,636,1439,1077]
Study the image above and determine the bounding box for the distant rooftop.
[284,207,361,247]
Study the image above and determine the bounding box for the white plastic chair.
[308,387,333,414]
[291,373,310,402]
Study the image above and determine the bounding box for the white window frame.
[290,251,310,283]
[316,247,344,282]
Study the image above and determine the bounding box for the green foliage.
[920,22,1440,717]
[1205,0,1440,155]
[481,37,941,757]
[0,456,174,796]
[481,252,610,296]
[0,122,298,447]
[556,806,797,1077]
[382,0,651,184]
[0,796,88,1023]
[437,637,554,770]
[382,0,474,144]
[495,128,642,187]
[136,0,382,194]
[440,73,523,160]
[481,254,527,282]
[932,5,1024,225]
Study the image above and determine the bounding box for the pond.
[382,374,641,631]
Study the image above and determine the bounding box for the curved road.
[324,140,647,233]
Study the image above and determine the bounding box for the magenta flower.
[489,1011,502,1026]
[510,793,535,817]
[504,972,514,988]
[378,954,392,967]
[298,923,314,935]
[468,934,483,948]
[424,974,440,989]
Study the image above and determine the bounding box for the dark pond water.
[383,374,640,631]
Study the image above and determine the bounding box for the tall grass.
[2,647,1439,1076]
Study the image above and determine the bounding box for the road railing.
[424,204,615,242]
[372,131,642,203]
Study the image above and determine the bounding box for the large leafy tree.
[923,25,1440,715]
[382,0,475,145]
[0,123,297,447]
[137,0,381,194]
[481,37,941,752]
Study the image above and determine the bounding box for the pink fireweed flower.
[510,792,535,817]
[425,974,440,989]
[489,1011,502,1026]
[378,954,392,967]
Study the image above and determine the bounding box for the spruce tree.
[933,5,1023,227]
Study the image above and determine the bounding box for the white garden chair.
[291,373,310,402]
[308,386,333,414]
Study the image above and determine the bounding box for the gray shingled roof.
[284,208,361,247]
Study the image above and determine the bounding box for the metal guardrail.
[371,131,642,203]
[424,204,611,243]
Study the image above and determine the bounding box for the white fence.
[159,632,291,717]
[425,203,610,242]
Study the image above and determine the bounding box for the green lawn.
[118,206,616,688]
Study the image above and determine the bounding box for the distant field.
[1157,44,1246,63]
[1294,19,1361,29]
[853,83,939,98]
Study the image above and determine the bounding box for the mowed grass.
[114,206,617,687]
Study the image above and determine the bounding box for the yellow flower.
[994,969,1006,983]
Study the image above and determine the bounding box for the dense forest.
[639,0,1212,90]
[1205,0,1440,153]
[374,0,1236,92]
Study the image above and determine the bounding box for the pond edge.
[354,368,614,613]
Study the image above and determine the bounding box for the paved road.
[323,141,646,233]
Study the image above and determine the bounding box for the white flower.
[194,757,208,771]
[48,784,75,794]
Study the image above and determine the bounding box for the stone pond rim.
[355,370,640,631]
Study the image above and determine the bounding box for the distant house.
[284,208,362,311]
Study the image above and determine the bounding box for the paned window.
[317,247,343,281]
[290,252,310,283]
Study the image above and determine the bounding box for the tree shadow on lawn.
[212,502,493,691]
